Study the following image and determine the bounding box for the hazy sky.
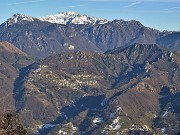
[0,0,180,31]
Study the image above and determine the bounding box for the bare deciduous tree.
[0,111,28,135]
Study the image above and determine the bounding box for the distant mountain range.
[0,12,179,135]
[0,12,179,58]
[4,12,108,26]
[39,11,109,25]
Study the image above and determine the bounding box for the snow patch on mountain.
[5,14,35,26]
[93,117,104,124]
[39,11,109,25]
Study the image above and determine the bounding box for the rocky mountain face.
[0,19,101,58]
[11,44,180,135]
[157,31,180,50]
[0,12,179,59]
[0,42,33,114]
[72,20,160,52]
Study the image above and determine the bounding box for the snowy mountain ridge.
[4,12,109,26]
[38,11,109,25]
[4,14,35,26]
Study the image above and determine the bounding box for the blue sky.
[0,0,180,31]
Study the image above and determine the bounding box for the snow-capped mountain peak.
[39,11,109,25]
[5,14,35,26]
